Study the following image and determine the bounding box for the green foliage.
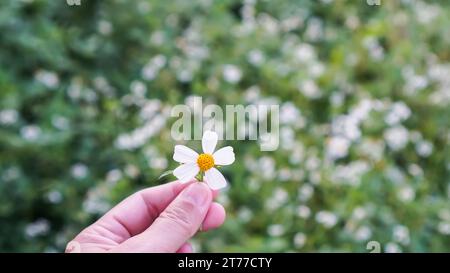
[0,0,449,252]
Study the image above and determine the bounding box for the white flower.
[71,163,88,179]
[384,126,409,151]
[25,219,50,238]
[326,136,350,160]
[293,232,307,248]
[393,225,410,245]
[0,109,18,125]
[315,211,338,228]
[35,70,59,89]
[247,49,265,66]
[98,20,113,35]
[385,242,401,253]
[172,131,235,190]
[355,226,372,242]
[222,64,242,84]
[297,205,311,219]
[415,140,433,157]
[20,125,41,141]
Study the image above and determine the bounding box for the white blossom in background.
[98,20,113,35]
[51,115,69,130]
[352,207,368,221]
[244,85,261,103]
[117,116,166,149]
[46,190,63,204]
[139,99,161,120]
[397,185,415,202]
[293,232,307,248]
[149,157,168,170]
[363,36,385,61]
[385,242,402,253]
[130,80,147,98]
[315,211,338,228]
[277,168,292,182]
[83,194,110,214]
[71,163,88,180]
[299,79,321,99]
[35,70,59,89]
[294,43,315,63]
[106,169,122,185]
[386,166,406,183]
[402,66,428,95]
[384,126,409,151]
[258,156,276,180]
[257,14,280,35]
[267,224,285,237]
[0,109,19,125]
[280,127,295,150]
[297,205,311,219]
[326,136,351,160]
[298,184,314,202]
[415,2,440,24]
[385,102,411,125]
[359,139,385,162]
[25,219,50,238]
[222,64,242,84]
[437,222,450,235]
[393,225,410,245]
[355,226,372,241]
[331,115,361,141]
[280,102,301,125]
[237,207,253,222]
[309,62,325,78]
[20,125,41,141]
[247,49,265,66]
[305,17,323,41]
[141,55,166,80]
[408,163,423,177]
[2,167,20,182]
[331,161,370,186]
[125,164,140,178]
[93,76,115,97]
[415,140,433,157]
[266,187,289,210]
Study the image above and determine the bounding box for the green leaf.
[158,170,173,180]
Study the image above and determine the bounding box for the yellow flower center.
[197,153,215,172]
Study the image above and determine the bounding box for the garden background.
[0,0,449,252]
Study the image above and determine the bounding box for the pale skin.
[66,180,225,253]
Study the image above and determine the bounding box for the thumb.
[112,182,212,252]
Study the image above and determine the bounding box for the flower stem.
[196,172,204,182]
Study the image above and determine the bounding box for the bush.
[0,0,449,252]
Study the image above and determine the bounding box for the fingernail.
[182,182,210,206]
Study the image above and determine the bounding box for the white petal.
[204,168,227,190]
[173,163,199,183]
[202,131,218,154]
[213,146,235,166]
[173,145,199,163]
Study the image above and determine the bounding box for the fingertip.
[201,202,226,231]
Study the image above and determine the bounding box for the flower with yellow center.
[173,131,235,190]
[197,153,215,172]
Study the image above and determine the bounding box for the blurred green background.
[0,0,449,252]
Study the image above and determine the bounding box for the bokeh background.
[0,0,449,252]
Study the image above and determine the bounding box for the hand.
[65,181,226,253]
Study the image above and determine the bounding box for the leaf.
[158,170,173,180]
